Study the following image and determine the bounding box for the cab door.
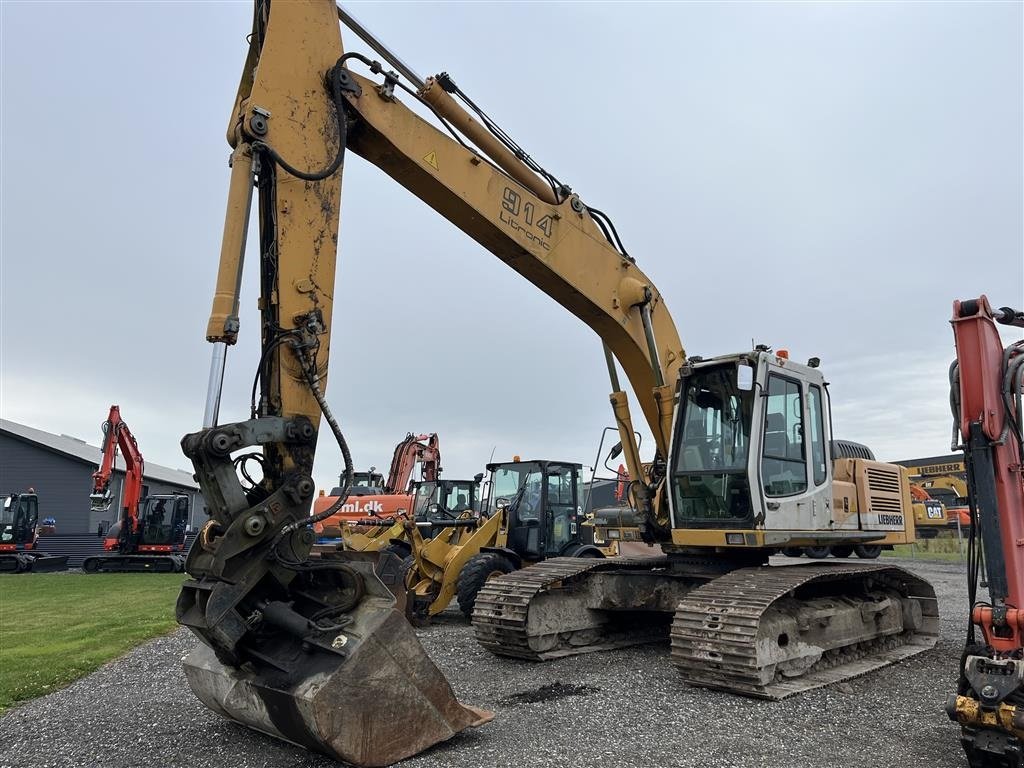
[758,366,832,531]
[542,465,579,555]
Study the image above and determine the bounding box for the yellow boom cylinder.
[205,144,254,344]
[419,77,560,205]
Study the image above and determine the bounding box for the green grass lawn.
[0,572,185,712]
[883,535,968,562]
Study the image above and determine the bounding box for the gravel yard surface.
[0,558,970,768]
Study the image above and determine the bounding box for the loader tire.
[781,547,804,558]
[830,545,854,558]
[804,546,832,559]
[381,542,412,559]
[457,553,516,618]
[854,544,882,559]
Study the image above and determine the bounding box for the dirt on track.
[0,558,971,768]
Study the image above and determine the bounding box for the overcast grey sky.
[2,1,1021,494]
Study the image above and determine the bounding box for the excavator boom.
[946,296,1024,767]
[90,405,144,528]
[385,433,441,492]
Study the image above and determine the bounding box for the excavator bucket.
[182,559,490,767]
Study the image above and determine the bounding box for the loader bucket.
[182,559,490,767]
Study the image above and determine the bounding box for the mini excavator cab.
[138,494,190,546]
[1,493,39,546]
[488,461,585,558]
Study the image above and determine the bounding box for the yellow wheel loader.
[318,477,482,558]
[405,460,617,620]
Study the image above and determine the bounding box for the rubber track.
[670,563,939,699]
[472,556,671,660]
[82,554,185,573]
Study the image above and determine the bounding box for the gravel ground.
[1,558,971,768]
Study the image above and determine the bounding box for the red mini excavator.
[945,296,1024,767]
[83,405,190,573]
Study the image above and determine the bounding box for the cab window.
[808,385,827,486]
[761,375,807,497]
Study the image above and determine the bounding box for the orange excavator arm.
[946,296,1024,765]
[385,433,441,493]
[90,405,144,535]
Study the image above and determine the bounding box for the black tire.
[456,553,516,618]
[781,547,804,558]
[830,545,854,559]
[381,542,411,559]
[82,557,100,573]
[804,546,832,559]
[854,544,882,559]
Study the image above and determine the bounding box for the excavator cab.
[488,461,586,557]
[1,493,39,546]
[138,494,190,546]
[669,349,923,550]
[0,493,68,573]
[350,470,385,492]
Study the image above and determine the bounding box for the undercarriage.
[473,555,939,699]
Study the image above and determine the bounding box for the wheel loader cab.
[669,351,837,542]
[487,461,584,558]
[411,479,481,521]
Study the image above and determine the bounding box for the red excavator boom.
[946,295,1024,767]
[90,405,144,541]
[384,432,441,493]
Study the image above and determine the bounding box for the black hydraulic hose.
[298,367,354,528]
[252,59,349,182]
[269,359,355,572]
[586,205,631,260]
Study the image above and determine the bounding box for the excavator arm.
[198,1,685,532]
[946,296,1024,767]
[90,405,144,535]
[385,432,441,492]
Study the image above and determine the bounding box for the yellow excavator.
[177,3,939,765]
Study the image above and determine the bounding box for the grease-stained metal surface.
[0,559,969,768]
